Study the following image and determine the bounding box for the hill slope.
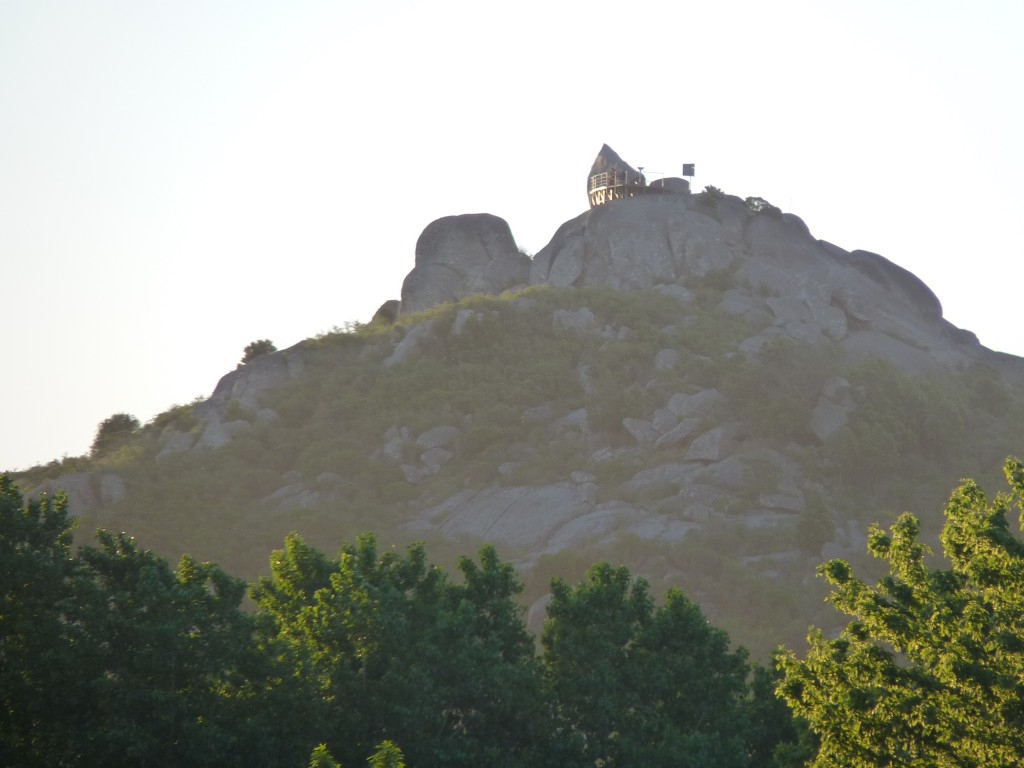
[18,184,1024,657]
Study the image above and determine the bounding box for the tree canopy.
[0,475,78,765]
[0,475,305,767]
[251,532,545,768]
[90,412,141,456]
[777,457,1024,767]
[2,469,803,767]
[541,562,785,768]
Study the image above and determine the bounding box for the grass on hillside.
[12,283,1024,658]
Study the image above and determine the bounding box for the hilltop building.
[587,144,690,207]
[587,144,646,208]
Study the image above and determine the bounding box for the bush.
[146,402,198,434]
[719,338,836,442]
[745,196,782,218]
[240,339,276,366]
[699,184,725,207]
[91,413,140,457]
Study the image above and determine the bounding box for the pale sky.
[2,0,1022,472]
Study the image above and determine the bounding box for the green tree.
[91,412,141,456]
[541,563,652,765]
[240,339,277,366]
[541,563,757,768]
[699,184,725,207]
[368,740,405,768]
[67,531,300,767]
[776,457,1024,766]
[310,743,342,768]
[745,664,817,768]
[0,477,81,766]
[0,473,307,768]
[252,533,543,768]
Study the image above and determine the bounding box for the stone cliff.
[400,213,530,315]
[402,167,997,377]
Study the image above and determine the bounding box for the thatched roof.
[587,144,640,181]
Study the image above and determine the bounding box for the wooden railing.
[588,170,641,192]
[588,169,648,207]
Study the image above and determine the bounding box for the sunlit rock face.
[400,213,529,315]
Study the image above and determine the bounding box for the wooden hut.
[587,144,646,208]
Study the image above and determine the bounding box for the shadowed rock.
[400,213,529,315]
[372,299,400,325]
[525,189,990,374]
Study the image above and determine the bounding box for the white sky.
[2,0,1022,472]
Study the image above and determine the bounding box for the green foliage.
[146,400,199,434]
[310,743,342,768]
[11,453,92,484]
[822,358,982,508]
[777,457,1024,767]
[19,280,1024,684]
[542,563,762,768]
[224,397,252,422]
[253,534,544,768]
[720,338,836,442]
[699,184,725,207]
[0,475,310,767]
[240,338,277,366]
[745,196,782,218]
[91,412,141,456]
[5,468,806,767]
[673,291,755,356]
[69,534,252,765]
[962,361,1012,415]
[0,477,78,764]
[368,741,405,768]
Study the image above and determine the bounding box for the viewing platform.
[587,169,646,208]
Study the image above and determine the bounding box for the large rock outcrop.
[391,173,995,378]
[528,189,989,374]
[400,213,529,315]
[177,347,307,454]
[395,146,984,377]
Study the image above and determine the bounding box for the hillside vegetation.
[12,448,1024,766]
[17,280,1024,656]
[12,160,1024,764]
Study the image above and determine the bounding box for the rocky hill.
[18,152,1024,657]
